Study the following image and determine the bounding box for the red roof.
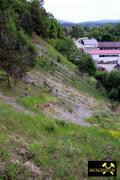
[89,50,120,55]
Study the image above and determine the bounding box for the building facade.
[75,38,120,63]
[89,50,120,63]
[98,42,120,50]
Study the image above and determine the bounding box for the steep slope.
[26,35,109,126]
[0,35,120,179]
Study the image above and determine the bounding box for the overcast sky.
[44,0,120,22]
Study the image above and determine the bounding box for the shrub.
[108,88,119,101]
[95,71,108,87]
[106,70,120,91]
[43,121,58,133]
[79,54,96,76]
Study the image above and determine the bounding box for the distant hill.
[58,19,120,27]
[58,20,76,27]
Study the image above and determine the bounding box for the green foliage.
[48,38,96,76]
[48,15,64,39]
[107,70,120,90]
[7,15,17,35]
[106,71,120,101]
[89,27,103,40]
[88,23,120,41]
[0,0,64,90]
[78,53,96,76]
[18,93,55,112]
[95,71,108,87]
[0,163,30,179]
[43,121,58,133]
[95,70,120,102]
[108,88,119,101]
[19,10,33,35]
[49,37,82,64]
[30,0,49,37]
[0,5,36,88]
[114,23,120,37]
[86,112,120,130]
[101,33,113,41]
[55,38,76,60]
[0,100,120,179]
[49,18,58,38]
[18,30,34,49]
[71,26,85,38]
[37,56,56,71]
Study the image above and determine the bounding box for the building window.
[99,55,119,57]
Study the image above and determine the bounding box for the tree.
[30,0,50,37]
[106,70,120,91]
[95,70,120,102]
[101,34,113,41]
[89,27,102,40]
[95,71,108,88]
[55,38,77,61]
[49,17,59,39]
[71,26,84,38]
[0,11,36,88]
[19,10,33,35]
[108,88,119,101]
[78,54,96,76]
[114,23,120,36]
[102,24,114,34]
[0,34,36,88]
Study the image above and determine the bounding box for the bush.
[79,54,96,76]
[95,71,108,87]
[43,121,58,133]
[108,88,119,101]
[95,70,120,102]
[19,10,33,35]
[55,38,76,61]
[106,70,120,91]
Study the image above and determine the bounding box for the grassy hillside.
[0,100,120,179]
[32,35,108,101]
[0,36,120,179]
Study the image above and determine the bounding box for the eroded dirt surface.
[0,92,35,116]
[28,70,109,126]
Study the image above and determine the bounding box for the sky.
[44,0,120,23]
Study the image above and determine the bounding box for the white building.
[74,38,98,53]
[74,38,120,64]
[81,38,98,48]
[74,37,88,49]
[89,49,120,63]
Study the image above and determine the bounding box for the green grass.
[86,112,120,131]
[18,92,56,113]
[0,99,120,179]
[0,35,119,179]
[35,37,108,102]
[33,35,76,70]
[67,75,108,101]
[36,56,57,71]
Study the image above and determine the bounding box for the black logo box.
[88,161,117,177]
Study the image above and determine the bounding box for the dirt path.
[0,92,35,116]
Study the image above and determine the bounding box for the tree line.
[1,0,120,104]
[96,71,120,102]
[69,24,120,41]
[0,0,65,88]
